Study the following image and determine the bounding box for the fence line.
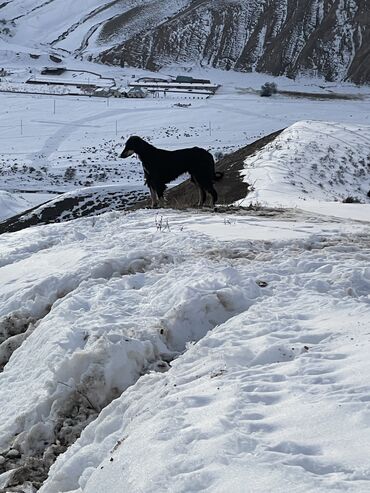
[0,120,233,141]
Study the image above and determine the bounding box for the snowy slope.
[0,190,42,220]
[0,0,369,83]
[240,121,370,208]
[0,0,188,53]
[1,208,370,492]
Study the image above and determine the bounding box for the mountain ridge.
[0,0,368,83]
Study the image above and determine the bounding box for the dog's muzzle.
[120,149,135,158]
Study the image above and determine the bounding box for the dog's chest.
[139,159,151,176]
[135,154,149,173]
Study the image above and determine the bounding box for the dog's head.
[120,136,145,158]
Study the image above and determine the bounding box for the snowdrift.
[241,121,370,207]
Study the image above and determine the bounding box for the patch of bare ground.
[236,87,364,100]
[278,90,364,101]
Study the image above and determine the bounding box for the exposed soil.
[278,90,364,101]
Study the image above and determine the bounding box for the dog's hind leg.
[207,185,218,208]
[192,176,206,207]
[195,179,218,208]
[156,183,167,208]
[197,186,207,207]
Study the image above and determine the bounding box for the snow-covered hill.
[1,205,370,492]
[1,120,370,493]
[241,120,370,207]
[1,119,370,491]
[0,0,369,83]
[0,190,44,221]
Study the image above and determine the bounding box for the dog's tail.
[214,171,224,182]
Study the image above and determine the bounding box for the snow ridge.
[240,121,370,207]
[0,212,263,490]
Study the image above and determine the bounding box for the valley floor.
[0,63,369,221]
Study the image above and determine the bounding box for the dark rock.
[6,449,21,459]
[49,54,62,63]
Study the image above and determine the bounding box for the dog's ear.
[130,136,143,148]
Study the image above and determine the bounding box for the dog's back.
[170,146,214,172]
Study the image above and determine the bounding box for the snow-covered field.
[1,53,370,492]
[1,207,370,492]
[0,190,45,221]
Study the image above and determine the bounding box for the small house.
[127,87,147,98]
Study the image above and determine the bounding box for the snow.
[0,206,370,492]
[298,202,370,222]
[0,190,53,221]
[174,210,368,241]
[0,0,188,54]
[240,120,370,208]
[0,190,33,220]
[0,43,370,493]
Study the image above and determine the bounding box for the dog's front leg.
[159,195,168,208]
[149,186,159,208]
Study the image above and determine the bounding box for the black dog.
[120,136,223,208]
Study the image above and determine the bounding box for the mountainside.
[0,0,369,83]
[99,0,370,84]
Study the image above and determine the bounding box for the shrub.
[64,166,77,181]
[343,196,361,204]
[260,82,278,97]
